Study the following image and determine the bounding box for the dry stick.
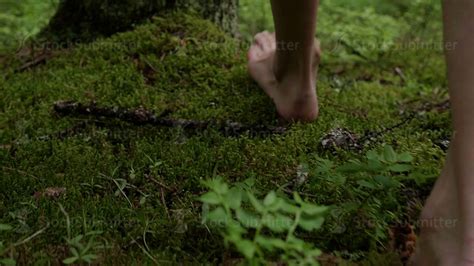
[0,224,50,260]
[53,101,287,137]
[359,113,417,145]
[14,224,49,247]
[146,175,174,191]
[129,237,160,265]
[15,53,50,73]
[160,187,171,220]
[358,99,451,146]
[145,174,172,218]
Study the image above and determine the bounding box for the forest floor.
[0,3,451,265]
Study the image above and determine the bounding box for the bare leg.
[247,0,320,122]
[413,151,460,265]
[415,0,474,265]
[444,0,474,263]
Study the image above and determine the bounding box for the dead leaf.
[318,253,341,266]
[389,224,417,263]
[34,187,66,200]
[320,128,360,151]
[0,144,12,150]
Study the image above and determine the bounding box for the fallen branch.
[320,99,451,151]
[359,113,417,145]
[53,101,287,137]
[15,52,51,73]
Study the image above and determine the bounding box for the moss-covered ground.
[1,1,451,264]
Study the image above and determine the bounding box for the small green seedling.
[200,178,327,265]
[62,231,102,265]
[0,224,16,266]
[311,145,425,244]
[59,204,102,265]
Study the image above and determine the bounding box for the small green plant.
[62,232,102,265]
[0,224,15,266]
[311,145,425,245]
[335,145,425,187]
[0,0,59,51]
[59,204,102,265]
[200,178,327,265]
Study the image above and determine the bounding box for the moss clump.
[1,10,449,264]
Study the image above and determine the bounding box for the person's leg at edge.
[247,0,320,122]
[414,0,474,265]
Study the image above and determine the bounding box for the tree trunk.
[43,0,238,42]
[192,0,239,35]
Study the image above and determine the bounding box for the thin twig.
[15,53,50,73]
[53,101,287,137]
[160,187,170,220]
[146,175,173,191]
[130,237,160,265]
[13,224,49,247]
[111,178,133,208]
[2,224,50,255]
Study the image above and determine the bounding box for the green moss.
[0,0,58,52]
[1,10,448,264]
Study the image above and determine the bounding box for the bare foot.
[247,31,321,122]
[411,150,468,266]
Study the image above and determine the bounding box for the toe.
[249,31,274,61]
[254,31,273,51]
[263,32,276,51]
[247,43,263,61]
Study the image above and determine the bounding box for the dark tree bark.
[42,0,238,41]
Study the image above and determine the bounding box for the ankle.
[274,64,315,98]
[274,51,314,80]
